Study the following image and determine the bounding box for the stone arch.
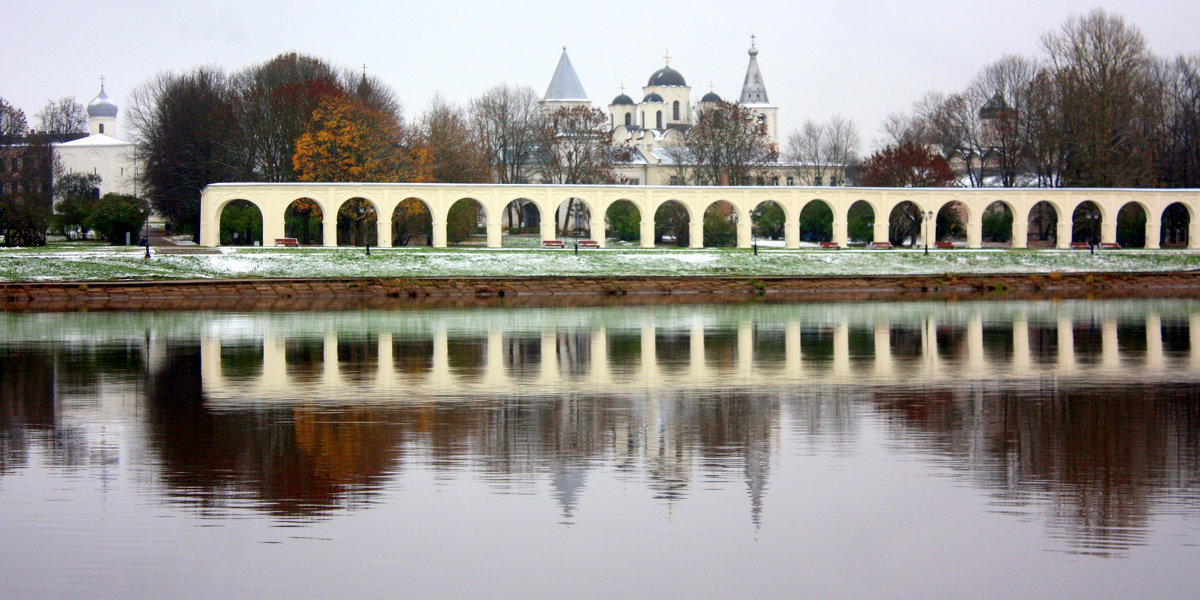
[799,199,833,243]
[1071,201,1103,245]
[392,197,432,247]
[654,199,691,247]
[1160,202,1191,248]
[284,197,323,245]
[888,200,924,247]
[981,200,1014,247]
[218,199,264,246]
[336,197,378,246]
[847,200,875,244]
[934,200,969,246]
[702,200,739,247]
[555,197,592,238]
[605,199,641,244]
[502,197,540,247]
[1116,201,1148,248]
[1026,200,1060,247]
[447,197,486,246]
[750,200,786,241]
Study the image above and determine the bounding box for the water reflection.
[1,300,1198,557]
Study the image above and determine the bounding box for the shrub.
[87,193,146,245]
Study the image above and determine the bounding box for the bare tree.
[786,115,859,185]
[229,52,342,182]
[686,101,777,185]
[1041,8,1161,186]
[419,95,490,184]
[1155,54,1200,187]
[126,67,238,238]
[35,97,87,141]
[969,55,1040,187]
[469,84,543,184]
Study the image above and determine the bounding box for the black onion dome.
[611,93,635,106]
[647,66,687,87]
[700,91,722,103]
[642,92,664,103]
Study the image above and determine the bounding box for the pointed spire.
[738,35,769,104]
[544,47,588,102]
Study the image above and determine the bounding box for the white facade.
[53,84,137,198]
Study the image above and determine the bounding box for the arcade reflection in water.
[1,299,1199,555]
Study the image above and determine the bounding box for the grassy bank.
[1,244,1198,282]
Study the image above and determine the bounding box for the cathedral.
[541,39,780,186]
[54,80,137,198]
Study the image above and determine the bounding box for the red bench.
[871,241,893,249]
[819,242,840,249]
[1070,242,1091,249]
[542,240,565,248]
[1100,242,1121,250]
[577,240,599,248]
[935,241,954,249]
[274,238,299,247]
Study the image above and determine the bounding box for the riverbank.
[3,271,1198,312]
[2,245,1199,282]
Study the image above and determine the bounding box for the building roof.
[738,38,769,104]
[543,48,589,102]
[87,87,118,118]
[611,93,635,106]
[647,66,687,87]
[701,91,722,103]
[55,133,131,147]
[643,92,664,103]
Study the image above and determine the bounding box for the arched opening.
[1071,201,1102,245]
[1027,201,1058,248]
[798,200,833,244]
[555,197,590,238]
[605,199,641,245]
[981,201,1013,247]
[337,198,377,246]
[1116,202,1147,248]
[624,113,632,126]
[751,200,785,242]
[703,201,738,247]
[1161,202,1191,247]
[935,201,968,247]
[654,200,690,247]
[502,198,540,247]
[672,100,680,121]
[218,199,263,246]
[392,198,432,247]
[447,198,486,246]
[847,200,874,245]
[283,198,322,245]
[888,201,924,247]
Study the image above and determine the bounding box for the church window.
[99,123,105,133]
[771,176,779,186]
[672,101,680,120]
[786,176,794,186]
[656,111,663,129]
[624,113,632,126]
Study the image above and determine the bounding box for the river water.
[2,299,1199,599]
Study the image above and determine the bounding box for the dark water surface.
[2,300,1199,599]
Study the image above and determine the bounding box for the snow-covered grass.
[2,244,1198,282]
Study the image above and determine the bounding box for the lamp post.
[357,203,371,255]
[750,208,760,256]
[925,210,933,255]
[1088,212,1100,255]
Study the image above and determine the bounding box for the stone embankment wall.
[2,272,1198,312]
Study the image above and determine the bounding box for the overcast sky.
[4,1,1197,151]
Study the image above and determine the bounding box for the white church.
[54,81,137,198]
[540,38,783,186]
